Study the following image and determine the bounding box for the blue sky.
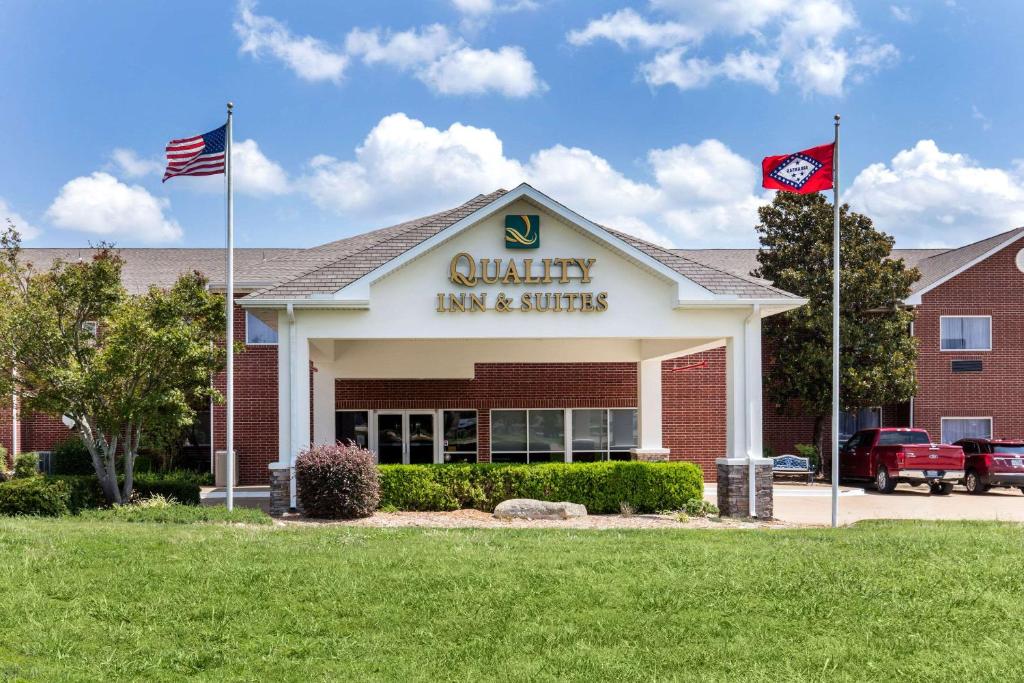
[3,0,1024,249]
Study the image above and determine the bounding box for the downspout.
[908,320,915,427]
[11,391,18,459]
[745,304,762,517]
[287,303,297,510]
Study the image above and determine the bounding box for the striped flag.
[163,124,227,182]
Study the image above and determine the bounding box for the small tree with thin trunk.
[0,225,227,503]
[754,193,919,457]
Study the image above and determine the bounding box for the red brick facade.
[335,350,726,479]
[912,241,1024,442]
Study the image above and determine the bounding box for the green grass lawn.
[1,518,1022,681]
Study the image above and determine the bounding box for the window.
[490,409,565,463]
[571,409,637,461]
[442,410,477,463]
[335,410,369,449]
[941,418,992,444]
[246,310,278,345]
[839,408,881,444]
[940,316,991,351]
[877,431,929,446]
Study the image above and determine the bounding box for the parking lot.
[721,482,1024,526]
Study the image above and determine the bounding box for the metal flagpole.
[831,114,841,528]
[226,102,235,512]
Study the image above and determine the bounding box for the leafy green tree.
[0,225,227,503]
[754,193,919,456]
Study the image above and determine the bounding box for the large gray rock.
[493,498,587,520]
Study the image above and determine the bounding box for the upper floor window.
[245,310,278,345]
[839,407,880,444]
[940,316,991,351]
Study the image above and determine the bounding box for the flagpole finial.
[834,113,840,123]
[227,101,234,112]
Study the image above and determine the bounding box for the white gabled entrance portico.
[246,184,805,516]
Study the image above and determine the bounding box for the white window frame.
[939,315,992,352]
[568,407,638,462]
[489,408,568,464]
[940,417,993,444]
[245,309,279,346]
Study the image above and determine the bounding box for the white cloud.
[234,0,348,83]
[236,2,544,97]
[846,140,1024,246]
[111,149,163,179]
[972,105,992,131]
[46,172,182,242]
[642,48,780,91]
[0,198,41,240]
[890,5,913,22]
[423,46,545,97]
[296,113,767,247]
[570,0,897,96]
[567,8,698,50]
[451,0,539,31]
[346,24,545,97]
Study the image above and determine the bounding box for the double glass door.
[376,412,436,464]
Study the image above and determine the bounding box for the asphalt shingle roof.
[17,248,298,294]
[675,226,1024,297]
[240,189,798,302]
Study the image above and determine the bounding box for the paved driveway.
[709,482,1024,526]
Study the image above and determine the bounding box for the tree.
[0,225,227,503]
[754,193,919,456]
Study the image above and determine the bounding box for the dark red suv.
[954,438,1024,494]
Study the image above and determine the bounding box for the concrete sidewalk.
[708,482,1024,526]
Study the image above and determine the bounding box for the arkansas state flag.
[762,142,834,194]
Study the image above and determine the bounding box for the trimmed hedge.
[0,477,70,516]
[46,470,206,513]
[377,461,704,514]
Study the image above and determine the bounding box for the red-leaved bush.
[295,443,380,518]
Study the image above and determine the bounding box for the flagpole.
[831,114,841,528]
[225,101,235,512]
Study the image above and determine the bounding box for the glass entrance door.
[377,413,404,464]
[407,413,435,464]
[376,412,436,464]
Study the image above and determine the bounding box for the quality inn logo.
[505,215,539,249]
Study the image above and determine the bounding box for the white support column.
[289,329,311,509]
[724,335,746,460]
[275,308,292,467]
[312,358,336,445]
[631,358,670,460]
[745,305,763,460]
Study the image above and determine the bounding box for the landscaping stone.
[493,498,587,520]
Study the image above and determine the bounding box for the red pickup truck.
[954,438,1024,494]
[831,428,965,495]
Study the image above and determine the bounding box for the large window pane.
[572,409,607,453]
[610,409,637,452]
[941,418,992,443]
[408,413,435,464]
[491,451,527,464]
[335,411,369,449]
[941,317,991,350]
[528,410,565,452]
[491,410,527,452]
[443,411,477,463]
[245,310,278,345]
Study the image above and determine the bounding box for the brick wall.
[334,350,727,479]
[212,301,279,485]
[913,241,1024,442]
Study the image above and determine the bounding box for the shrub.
[50,438,95,475]
[296,443,380,518]
[795,443,820,470]
[684,497,719,517]
[134,470,205,505]
[0,477,70,516]
[13,452,40,478]
[377,461,703,514]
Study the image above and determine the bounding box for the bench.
[772,454,815,484]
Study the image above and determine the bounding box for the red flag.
[761,142,834,194]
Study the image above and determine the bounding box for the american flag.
[163,124,227,182]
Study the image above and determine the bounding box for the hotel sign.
[438,253,608,313]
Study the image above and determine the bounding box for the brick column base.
[716,458,773,518]
[268,464,292,517]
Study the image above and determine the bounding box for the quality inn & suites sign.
[435,214,609,313]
